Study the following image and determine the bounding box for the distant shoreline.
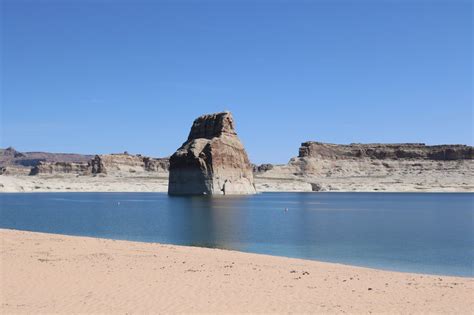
[1,190,474,194]
[2,145,473,193]
[1,173,473,193]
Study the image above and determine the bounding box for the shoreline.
[1,228,473,313]
[1,228,472,278]
[1,173,473,193]
[1,190,474,194]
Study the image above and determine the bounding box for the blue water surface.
[0,192,472,277]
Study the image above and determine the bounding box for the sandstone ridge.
[253,140,473,192]
[298,142,473,160]
[30,154,169,176]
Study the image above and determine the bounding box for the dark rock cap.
[187,111,237,141]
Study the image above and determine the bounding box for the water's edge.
[1,192,472,277]
[2,227,472,279]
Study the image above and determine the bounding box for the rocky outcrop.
[168,111,256,195]
[22,151,171,176]
[143,157,169,172]
[286,141,474,175]
[29,161,89,175]
[89,155,107,174]
[253,163,274,173]
[93,154,169,174]
[298,142,473,160]
[1,147,92,169]
[1,147,25,159]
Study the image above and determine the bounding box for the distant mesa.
[297,141,474,160]
[287,141,474,177]
[20,152,169,176]
[168,111,256,195]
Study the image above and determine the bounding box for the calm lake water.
[0,192,472,277]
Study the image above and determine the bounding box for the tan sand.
[1,229,472,314]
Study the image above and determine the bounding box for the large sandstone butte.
[168,111,256,195]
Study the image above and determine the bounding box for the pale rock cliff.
[254,141,473,192]
[30,161,90,175]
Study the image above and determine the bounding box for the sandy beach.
[1,229,472,314]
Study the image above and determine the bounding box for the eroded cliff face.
[143,157,169,172]
[94,154,168,175]
[253,141,473,192]
[168,111,256,195]
[29,161,90,175]
[26,153,169,176]
[298,142,473,161]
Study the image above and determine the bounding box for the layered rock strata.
[143,157,169,172]
[298,142,473,160]
[168,111,256,195]
[29,161,89,175]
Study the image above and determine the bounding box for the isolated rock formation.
[89,155,107,174]
[168,111,256,195]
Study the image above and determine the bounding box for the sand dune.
[1,229,472,313]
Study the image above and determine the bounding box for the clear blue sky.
[1,0,472,164]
